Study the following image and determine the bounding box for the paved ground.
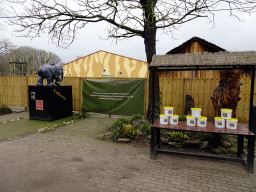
[0,111,255,192]
[0,111,29,123]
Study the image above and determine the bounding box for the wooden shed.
[151,51,256,123]
[63,50,148,78]
[161,36,226,78]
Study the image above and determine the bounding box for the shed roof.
[149,51,256,69]
[166,36,226,54]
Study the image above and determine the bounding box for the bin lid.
[215,117,224,120]
[227,118,238,121]
[198,116,207,119]
[191,108,201,110]
[221,108,232,111]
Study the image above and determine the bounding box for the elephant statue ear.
[56,64,63,75]
[55,64,64,82]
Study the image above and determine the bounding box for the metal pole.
[249,65,255,131]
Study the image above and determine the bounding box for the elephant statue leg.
[55,81,60,86]
[36,76,44,86]
[54,75,61,86]
[46,76,54,86]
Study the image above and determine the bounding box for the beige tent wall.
[63,50,148,78]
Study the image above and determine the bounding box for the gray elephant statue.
[36,63,63,86]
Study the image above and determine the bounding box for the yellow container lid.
[160,114,166,117]
[227,118,238,121]
[215,117,224,120]
[221,108,233,112]
[191,108,201,110]
[186,115,195,118]
[172,114,179,117]
[198,116,207,119]
[164,106,173,108]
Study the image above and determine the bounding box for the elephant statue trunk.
[60,72,63,82]
[56,65,64,83]
[36,63,64,86]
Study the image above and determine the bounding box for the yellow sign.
[54,89,66,100]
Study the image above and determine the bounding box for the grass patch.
[0,114,86,141]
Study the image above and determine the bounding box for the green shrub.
[161,129,172,139]
[76,111,90,119]
[0,105,12,115]
[111,117,129,130]
[130,113,144,122]
[140,123,151,136]
[82,111,90,118]
[221,134,230,142]
[109,128,124,141]
[178,115,186,121]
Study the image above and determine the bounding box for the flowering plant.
[127,129,138,140]
[170,131,188,143]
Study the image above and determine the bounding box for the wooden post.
[151,67,155,125]
[25,76,29,109]
[249,66,255,131]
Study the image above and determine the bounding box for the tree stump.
[210,70,243,118]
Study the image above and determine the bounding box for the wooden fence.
[159,77,256,123]
[0,75,255,123]
[0,76,149,115]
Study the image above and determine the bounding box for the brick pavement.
[0,115,255,192]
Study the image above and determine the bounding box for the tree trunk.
[145,29,159,122]
[140,0,159,121]
[210,70,243,118]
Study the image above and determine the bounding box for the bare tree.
[5,0,256,120]
[9,46,62,75]
[0,38,14,54]
[0,39,15,75]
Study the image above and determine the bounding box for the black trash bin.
[29,85,72,121]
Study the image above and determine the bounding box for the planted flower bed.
[101,114,247,155]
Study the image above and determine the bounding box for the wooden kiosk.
[149,51,256,173]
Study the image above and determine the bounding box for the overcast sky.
[1,2,256,64]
